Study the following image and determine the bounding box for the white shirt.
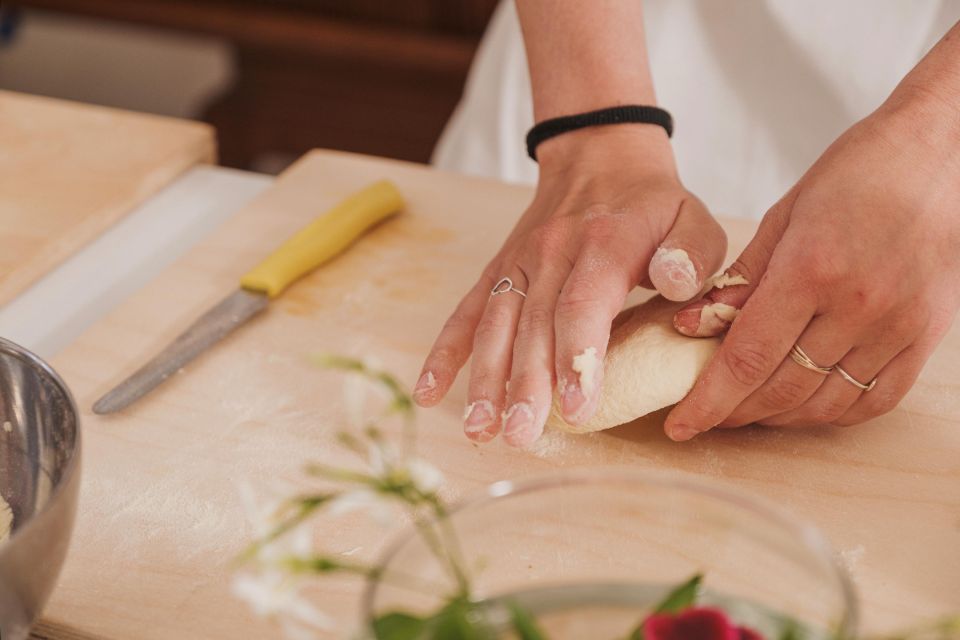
[433,0,960,219]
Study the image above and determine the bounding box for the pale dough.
[709,273,749,289]
[546,296,720,433]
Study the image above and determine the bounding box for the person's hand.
[667,87,960,440]
[414,126,727,447]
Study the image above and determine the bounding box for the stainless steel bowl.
[0,337,81,640]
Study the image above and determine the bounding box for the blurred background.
[0,0,498,173]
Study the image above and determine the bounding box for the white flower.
[232,570,334,639]
[238,481,313,564]
[342,371,368,428]
[406,458,443,495]
[366,440,392,476]
[341,356,386,427]
[328,488,394,527]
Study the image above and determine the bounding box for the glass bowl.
[361,468,857,639]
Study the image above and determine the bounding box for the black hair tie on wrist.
[525,105,673,161]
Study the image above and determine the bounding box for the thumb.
[648,195,728,302]
[673,201,793,337]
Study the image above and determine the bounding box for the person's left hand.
[665,85,960,440]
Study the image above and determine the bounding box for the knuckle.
[581,213,620,245]
[758,376,811,410]
[555,292,602,321]
[473,305,515,344]
[864,387,903,417]
[721,343,776,388]
[888,307,929,337]
[478,264,501,288]
[847,287,896,316]
[443,307,474,333]
[506,372,548,398]
[467,369,503,393]
[516,305,553,338]
[802,243,850,287]
[556,274,624,320]
[810,397,851,425]
[680,402,724,430]
[467,369,507,398]
[428,345,463,369]
[529,219,571,255]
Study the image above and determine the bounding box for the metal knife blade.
[92,289,268,414]
[92,180,404,415]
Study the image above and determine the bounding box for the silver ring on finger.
[491,276,527,299]
[788,343,833,375]
[834,365,877,392]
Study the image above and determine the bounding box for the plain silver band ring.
[490,277,527,299]
[788,344,833,375]
[834,365,877,392]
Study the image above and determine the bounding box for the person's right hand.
[413,125,727,447]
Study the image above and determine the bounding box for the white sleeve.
[431,0,537,185]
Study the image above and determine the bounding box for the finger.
[553,247,634,426]
[721,313,856,427]
[833,343,933,427]
[761,339,909,428]
[648,196,727,302]
[768,311,932,427]
[665,281,812,441]
[414,272,495,407]
[462,270,529,443]
[835,314,952,426]
[673,203,794,337]
[665,202,808,440]
[502,260,572,448]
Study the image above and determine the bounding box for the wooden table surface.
[37,150,960,639]
[0,91,215,307]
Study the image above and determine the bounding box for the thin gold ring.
[834,365,877,392]
[490,277,527,299]
[788,344,833,376]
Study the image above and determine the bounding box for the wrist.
[536,124,677,182]
[878,81,960,161]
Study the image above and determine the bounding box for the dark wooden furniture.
[14,0,498,168]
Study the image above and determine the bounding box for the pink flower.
[643,607,765,640]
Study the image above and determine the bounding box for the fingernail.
[560,380,587,422]
[668,425,701,442]
[651,247,700,302]
[674,305,705,336]
[674,302,739,338]
[413,371,437,398]
[502,402,539,447]
[463,400,497,442]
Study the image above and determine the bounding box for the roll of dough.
[546,296,721,433]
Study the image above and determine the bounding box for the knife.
[92,179,404,414]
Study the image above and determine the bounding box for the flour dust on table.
[546,296,720,433]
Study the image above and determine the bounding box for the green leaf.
[372,612,427,640]
[777,619,803,640]
[508,601,548,640]
[626,574,704,640]
[652,573,703,614]
[426,599,494,639]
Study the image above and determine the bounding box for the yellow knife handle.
[239,180,404,297]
